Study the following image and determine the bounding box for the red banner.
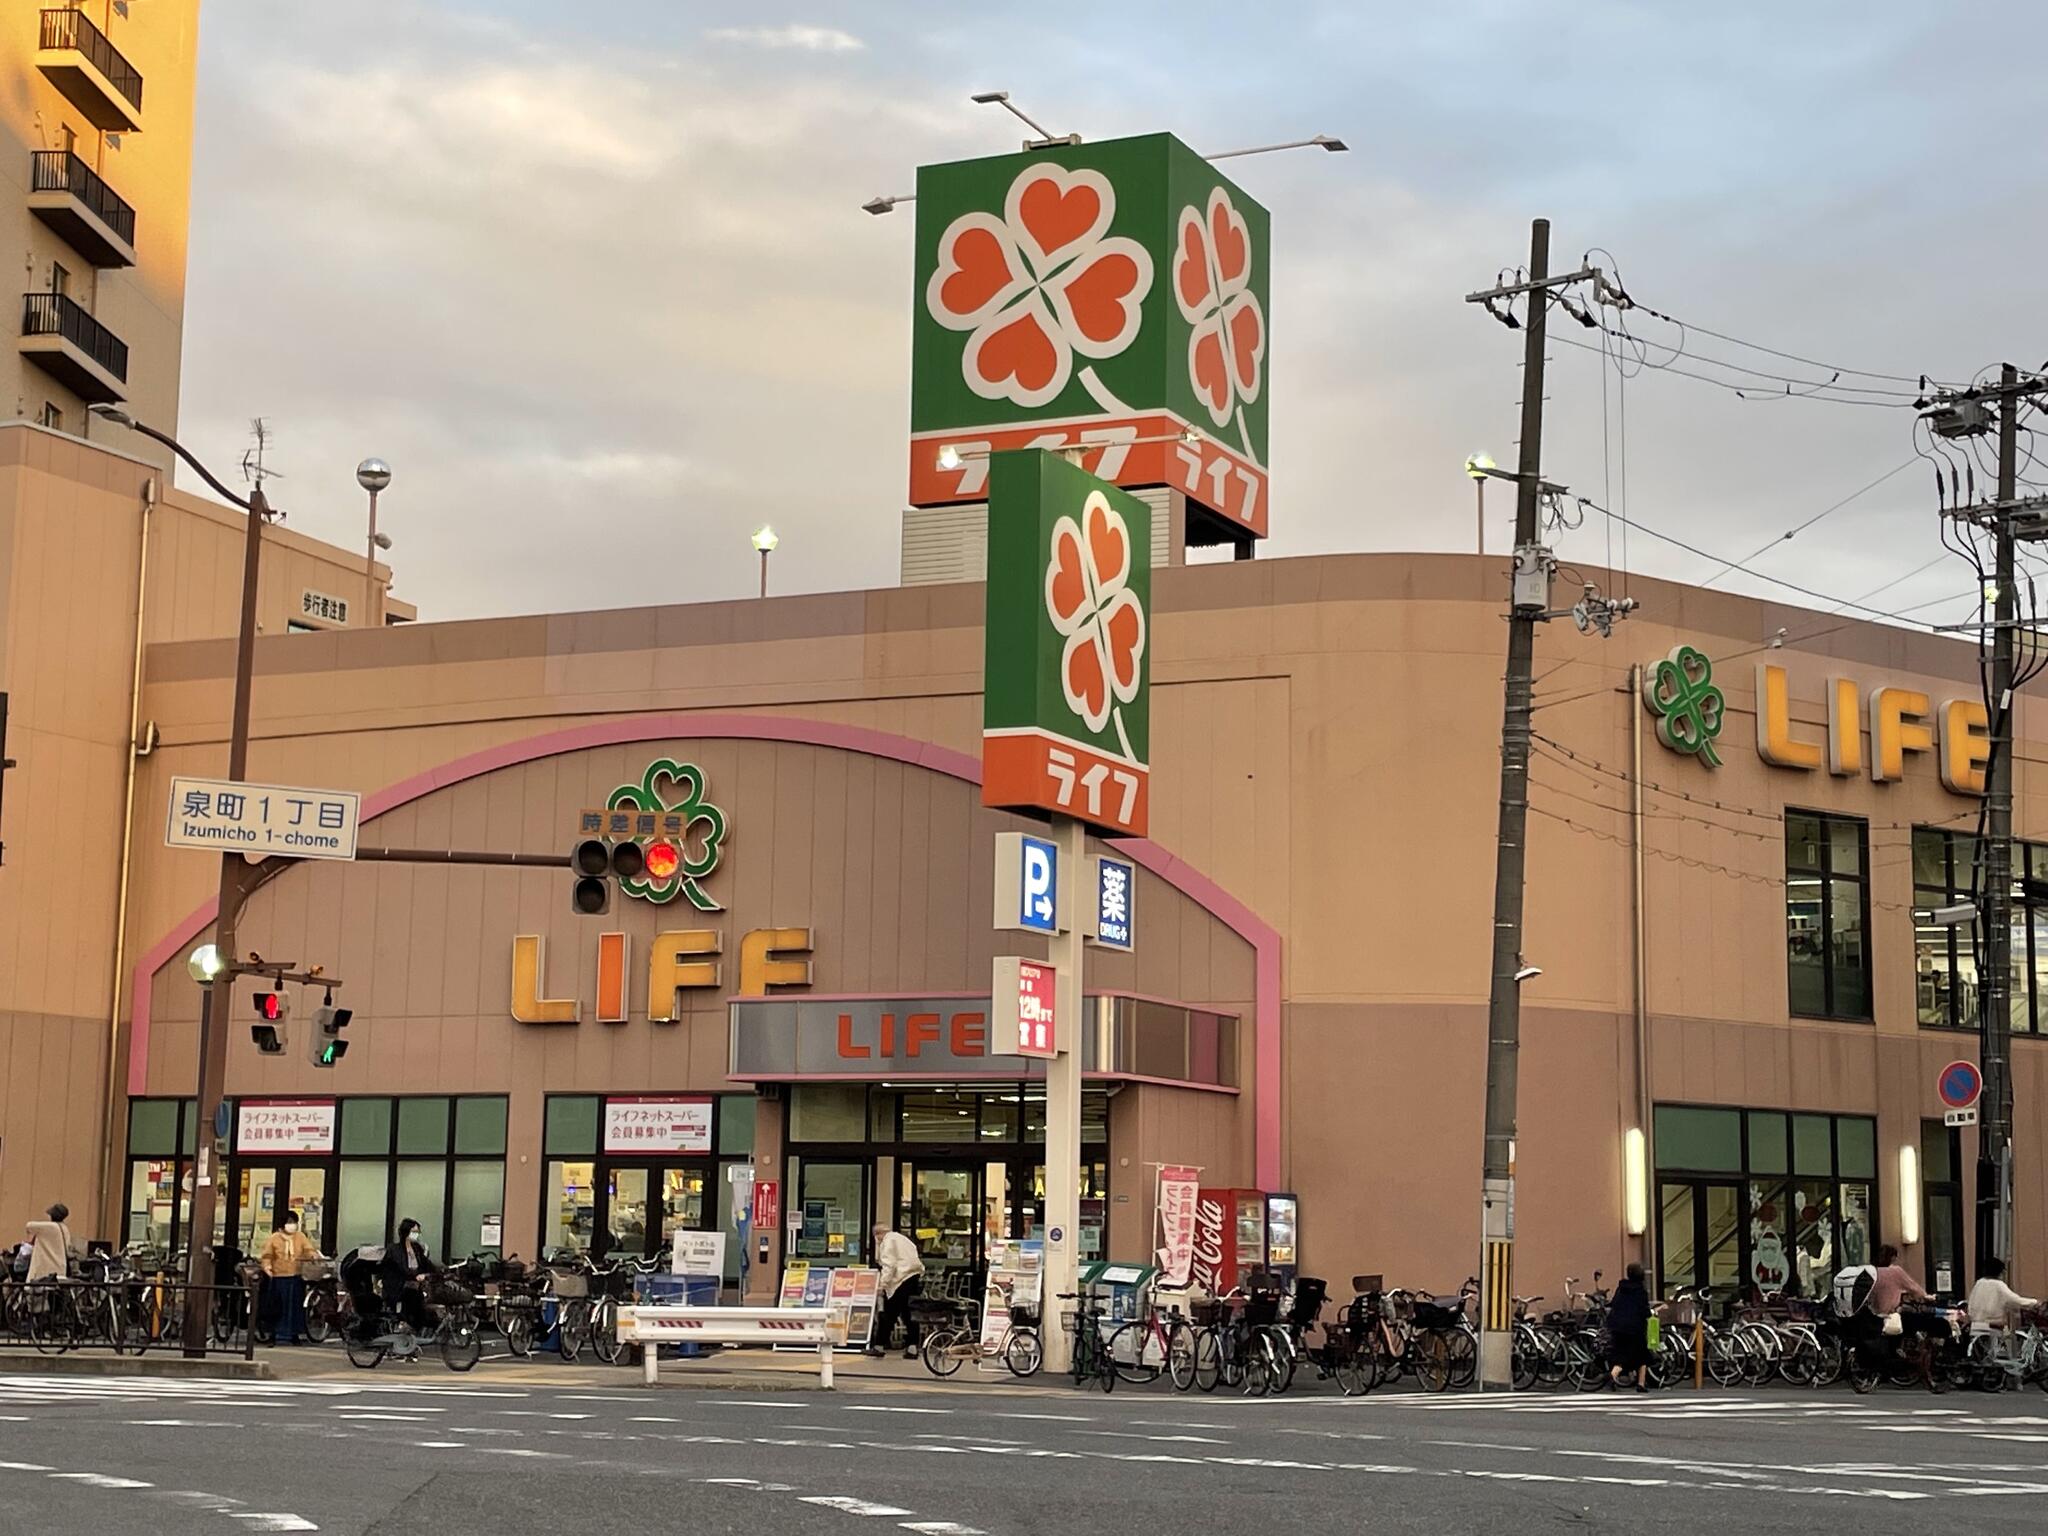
[1156,1164,1201,1287]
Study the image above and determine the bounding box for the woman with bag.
[259,1211,318,1344]
[1605,1262,1654,1391]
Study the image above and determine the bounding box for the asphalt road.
[4,1367,2048,1534]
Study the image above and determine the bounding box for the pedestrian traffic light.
[308,994,351,1067]
[570,837,647,915]
[250,989,288,1053]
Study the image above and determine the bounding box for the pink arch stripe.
[128,713,1283,1187]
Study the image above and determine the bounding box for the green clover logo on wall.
[607,758,727,911]
[1642,645,1725,767]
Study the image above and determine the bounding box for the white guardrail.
[616,1305,841,1387]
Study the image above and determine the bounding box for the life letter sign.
[510,928,813,1025]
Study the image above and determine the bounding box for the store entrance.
[231,1162,336,1258]
[593,1160,712,1262]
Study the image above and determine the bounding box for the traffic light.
[570,837,646,915]
[250,989,288,1053]
[308,994,352,1067]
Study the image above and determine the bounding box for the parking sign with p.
[994,831,1060,934]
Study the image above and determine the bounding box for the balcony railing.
[22,290,129,384]
[38,8,144,118]
[30,149,137,247]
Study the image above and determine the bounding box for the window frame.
[1914,825,2040,1036]
[1785,808,1873,1021]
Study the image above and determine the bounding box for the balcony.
[35,8,144,133]
[20,291,128,403]
[27,151,136,269]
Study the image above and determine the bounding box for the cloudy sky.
[177,1,2048,629]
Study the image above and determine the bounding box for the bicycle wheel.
[1166,1321,1197,1391]
[1241,1337,1274,1396]
[1511,1335,1537,1392]
[28,1294,70,1356]
[1847,1342,1880,1394]
[1262,1328,1297,1394]
[1005,1327,1043,1378]
[503,1308,535,1359]
[923,1328,966,1377]
[1110,1321,1160,1385]
[1814,1334,1844,1388]
[1445,1327,1476,1390]
[592,1301,626,1366]
[305,1298,333,1346]
[1334,1340,1376,1396]
[1778,1335,1818,1387]
[557,1299,591,1361]
[345,1326,388,1370]
[1416,1331,1452,1393]
[1095,1325,1118,1393]
[1705,1333,1745,1388]
[1193,1327,1222,1392]
[439,1316,483,1373]
[1570,1330,1606,1391]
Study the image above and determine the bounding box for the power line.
[1550,330,1919,409]
[1693,458,1921,589]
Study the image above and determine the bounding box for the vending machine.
[1191,1188,1299,1291]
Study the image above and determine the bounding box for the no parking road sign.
[1938,1059,1982,1111]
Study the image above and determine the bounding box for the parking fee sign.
[995,956,1058,1059]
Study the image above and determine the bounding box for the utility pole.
[0,691,13,867]
[1463,224,1632,1388]
[1979,362,2020,1281]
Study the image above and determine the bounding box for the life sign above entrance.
[510,928,814,1025]
[166,776,360,861]
[1642,650,1990,796]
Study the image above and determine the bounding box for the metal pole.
[364,487,380,627]
[182,482,268,1356]
[759,548,770,600]
[1476,477,1485,556]
[1040,813,1085,1373]
[1630,663,1652,1268]
[1979,363,2019,1283]
[1478,217,1551,1390]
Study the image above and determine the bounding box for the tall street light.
[753,525,779,599]
[356,458,392,627]
[90,402,274,1357]
[1466,453,1496,554]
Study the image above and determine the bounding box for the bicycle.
[344,1286,481,1372]
[922,1285,1042,1378]
[1060,1290,1117,1393]
[1107,1295,1197,1389]
[1960,1308,2048,1392]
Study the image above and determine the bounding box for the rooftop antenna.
[241,417,284,488]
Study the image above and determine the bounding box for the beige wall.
[0,422,404,1231]
[13,531,2047,1294]
[3,1,201,463]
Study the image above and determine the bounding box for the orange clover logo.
[1173,186,1264,429]
[926,164,1155,410]
[1045,491,1145,747]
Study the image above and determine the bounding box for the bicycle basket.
[1412,1300,1462,1331]
[547,1271,590,1300]
[1008,1303,1039,1326]
[429,1277,475,1309]
[1244,1294,1281,1328]
[298,1258,334,1283]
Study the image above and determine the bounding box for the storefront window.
[1921,1120,1963,1294]
[1914,827,2039,1034]
[122,1098,197,1255]
[398,1098,450,1155]
[545,1096,600,1156]
[456,1096,509,1156]
[796,1161,866,1261]
[979,1094,1019,1142]
[548,1161,595,1253]
[1655,1103,1876,1299]
[716,1094,754,1156]
[394,1163,446,1256]
[1786,811,1870,1019]
[790,1084,867,1142]
[902,1089,978,1141]
[341,1098,393,1156]
[337,1161,389,1254]
[450,1161,504,1257]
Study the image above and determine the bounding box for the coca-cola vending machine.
[1190,1189,1299,1291]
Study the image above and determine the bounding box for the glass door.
[233,1162,336,1258]
[656,1165,711,1256]
[1658,1179,1745,1298]
[601,1167,651,1260]
[901,1162,979,1296]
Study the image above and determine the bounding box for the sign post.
[982,448,1149,1373]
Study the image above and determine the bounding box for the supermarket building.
[8,438,2034,1303]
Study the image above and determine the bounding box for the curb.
[0,1352,274,1380]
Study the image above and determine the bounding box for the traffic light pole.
[182,483,269,1357]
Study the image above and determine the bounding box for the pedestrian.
[870,1221,925,1359]
[259,1211,318,1344]
[24,1203,75,1283]
[1606,1261,1653,1391]
[1966,1256,2039,1340]
[378,1218,438,1334]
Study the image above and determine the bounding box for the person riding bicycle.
[1869,1244,1938,1336]
[1966,1257,2039,1341]
[339,1220,437,1341]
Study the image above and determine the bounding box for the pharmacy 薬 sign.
[983,450,1151,836]
[911,133,1271,539]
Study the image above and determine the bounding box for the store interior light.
[1898,1144,1921,1246]
[1623,1127,1648,1236]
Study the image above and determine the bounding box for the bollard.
[820,1341,834,1389]
[642,1341,658,1388]
[1692,1316,1703,1390]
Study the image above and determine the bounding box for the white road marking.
[801,1496,915,1516]
[703,1399,809,1408]
[125,1419,244,1429]
[843,1405,949,1414]
[418,1442,467,1449]
[229,1517,318,1532]
[0,1462,55,1473]
[1131,1420,1233,1429]
[914,1432,1026,1445]
[50,1473,153,1489]
[1079,1430,1228,1444]
[900,1523,985,1534]
[630,1416,681,1423]
[993,1410,1093,1422]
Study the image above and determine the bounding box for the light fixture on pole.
[1466,452,1496,555]
[969,88,1079,150]
[1622,1127,1648,1236]
[862,193,914,216]
[1202,133,1349,160]
[752,524,779,599]
[92,401,275,1358]
[1898,1144,1921,1246]
[356,458,392,628]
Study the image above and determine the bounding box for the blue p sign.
[1019,836,1058,932]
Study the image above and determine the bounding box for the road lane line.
[49,1473,152,1489]
[801,1496,915,1516]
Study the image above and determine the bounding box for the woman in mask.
[259,1209,318,1344]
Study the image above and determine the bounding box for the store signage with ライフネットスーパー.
[910,133,1271,539]
[166,776,360,862]
[235,1099,337,1154]
[983,450,1151,836]
[601,1095,712,1154]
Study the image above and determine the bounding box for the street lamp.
[356,458,392,627]
[753,524,779,598]
[1202,133,1349,160]
[1465,452,1496,555]
[91,402,274,1357]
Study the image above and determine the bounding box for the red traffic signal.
[251,989,287,1053]
[254,991,286,1021]
[644,839,681,883]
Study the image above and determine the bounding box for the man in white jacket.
[871,1223,926,1359]
[1967,1256,2040,1338]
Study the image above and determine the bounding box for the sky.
[176,1,2048,631]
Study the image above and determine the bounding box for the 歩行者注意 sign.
[166,777,359,861]
[1938,1060,1982,1111]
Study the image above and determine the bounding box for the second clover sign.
[983,449,1150,837]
